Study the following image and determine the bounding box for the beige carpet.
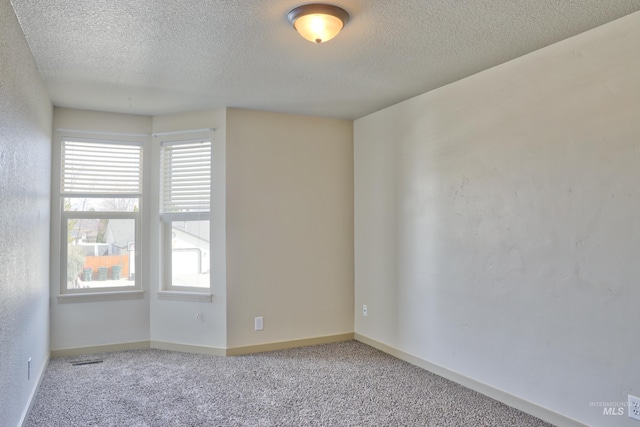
[25,341,553,426]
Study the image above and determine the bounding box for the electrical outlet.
[362,304,368,317]
[630,395,640,421]
[255,316,263,331]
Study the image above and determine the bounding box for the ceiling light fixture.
[288,4,350,44]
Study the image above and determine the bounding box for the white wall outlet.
[254,316,264,331]
[630,395,640,421]
[28,357,31,380]
[362,304,368,317]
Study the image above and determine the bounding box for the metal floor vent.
[70,359,104,366]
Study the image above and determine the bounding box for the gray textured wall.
[354,12,640,427]
[0,0,52,425]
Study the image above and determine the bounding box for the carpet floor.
[25,341,553,426]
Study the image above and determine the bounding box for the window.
[60,138,142,293]
[160,138,211,291]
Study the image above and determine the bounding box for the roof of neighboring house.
[104,219,135,249]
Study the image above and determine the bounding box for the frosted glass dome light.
[288,4,350,44]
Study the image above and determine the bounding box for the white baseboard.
[225,333,354,356]
[49,333,355,359]
[354,333,587,427]
[19,352,50,427]
[150,341,226,357]
[50,341,151,358]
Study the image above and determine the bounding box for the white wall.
[0,0,52,425]
[50,107,353,354]
[150,109,227,350]
[355,11,640,427]
[50,108,151,351]
[226,108,354,348]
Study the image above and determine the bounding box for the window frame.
[158,136,213,294]
[56,133,144,299]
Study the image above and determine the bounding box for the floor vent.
[71,359,104,366]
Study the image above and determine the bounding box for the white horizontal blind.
[160,139,211,217]
[61,139,142,196]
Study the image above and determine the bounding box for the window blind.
[61,139,142,196]
[160,139,211,216]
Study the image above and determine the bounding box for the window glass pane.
[66,218,135,289]
[64,197,139,212]
[169,220,210,288]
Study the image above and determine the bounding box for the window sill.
[157,291,213,302]
[57,290,145,304]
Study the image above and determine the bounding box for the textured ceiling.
[10,0,640,119]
